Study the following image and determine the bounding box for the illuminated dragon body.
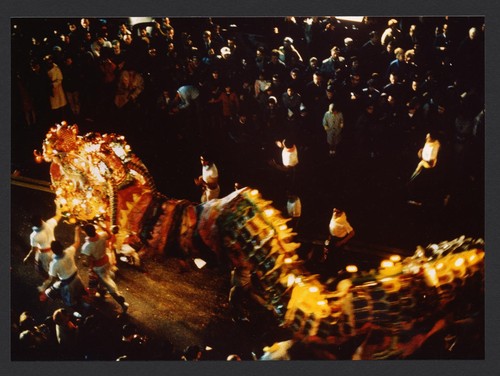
[36,123,484,359]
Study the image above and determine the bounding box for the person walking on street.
[39,226,87,309]
[24,209,62,291]
[81,224,129,313]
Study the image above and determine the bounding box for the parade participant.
[194,154,220,202]
[277,138,299,168]
[39,226,87,309]
[81,224,129,313]
[24,209,61,282]
[323,208,355,269]
[272,137,299,187]
[410,132,441,181]
[286,191,302,231]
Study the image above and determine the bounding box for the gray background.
[2,0,498,375]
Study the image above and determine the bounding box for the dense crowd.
[11,16,485,361]
[12,17,484,146]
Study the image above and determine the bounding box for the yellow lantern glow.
[423,266,438,286]
[390,255,401,263]
[264,208,274,217]
[454,257,465,268]
[381,260,394,268]
[346,264,358,273]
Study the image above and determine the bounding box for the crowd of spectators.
[12,16,484,151]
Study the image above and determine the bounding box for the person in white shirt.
[323,208,355,266]
[24,210,62,280]
[39,226,87,308]
[410,132,441,181]
[273,138,299,187]
[278,138,299,168]
[194,154,220,202]
[327,208,355,246]
[81,224,129,313]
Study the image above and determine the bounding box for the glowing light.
[287,274,295,287]
[264,208,274,217]
[194,258,207,269]
[250,189,259,196]
[415,247,425,258]
[111,145,127,159]
[436,262,444,270]
[390,255,401,263]
[309,286,319,293]
[83,144,100,153]
[409,265,421,274]
[454,257,465,268]
[72,198,81,205]
[345,265,358,273]
[317,300,327,306]
[279,224,287,231]
[59,197,67,205]
[284,258,293,264]
[469,254,477,263]
[381,260,394,268]
[380,277,393,283]
[424,267,438,286]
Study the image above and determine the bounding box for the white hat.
[220,46,231,55]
